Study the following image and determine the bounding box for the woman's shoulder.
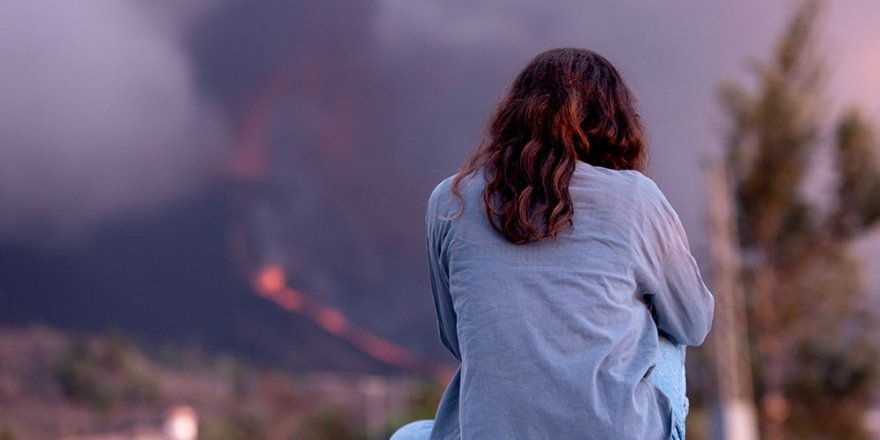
[428,173,457,202]
[620,172,679,228]
[426,172,467,222]
[576,162,663,201]
[428,169,488,203]
[621,173,687,244]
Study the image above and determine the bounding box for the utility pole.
[704,162,760,440]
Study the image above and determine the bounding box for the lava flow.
[253,264,454,382]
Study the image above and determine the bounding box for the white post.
[705,163,760,440]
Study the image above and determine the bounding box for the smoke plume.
[0,0,226,246]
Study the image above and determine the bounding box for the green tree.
[718,0,880,438]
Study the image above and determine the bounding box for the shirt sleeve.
[635,178,715,346]
[426,177,461,361]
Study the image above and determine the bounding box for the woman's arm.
[426,177,461,360]
[635,178,715,346]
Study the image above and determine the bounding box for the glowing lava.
[251,265,453,382]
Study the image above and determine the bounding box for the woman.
[393,48,714,440]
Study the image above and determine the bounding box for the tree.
[717,0,880,438]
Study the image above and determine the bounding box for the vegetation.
[718,0,880,438]
[300,409,368,440]
[54,334,160,410]
[381,379,444,438]
[201,412,269,440]
[0,423,16,440]
[2,326,431,439]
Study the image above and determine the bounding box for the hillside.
[0,325,442,439]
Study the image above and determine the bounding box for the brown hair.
[448,48,648,244]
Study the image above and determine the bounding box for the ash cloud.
[2,0,875,254]
[0,0,226,246]
[1,0,878,365]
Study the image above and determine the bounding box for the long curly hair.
[448,48,648,244]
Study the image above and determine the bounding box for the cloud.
[0,0,226,246]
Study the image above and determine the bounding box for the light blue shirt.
[425,160,714,440]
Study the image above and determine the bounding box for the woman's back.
[425,160,713,440]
